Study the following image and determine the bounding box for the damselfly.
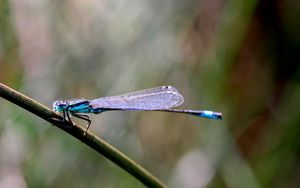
[53,86,222,134]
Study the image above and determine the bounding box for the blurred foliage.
[1,0,300,187]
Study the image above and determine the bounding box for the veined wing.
[89,86,184,110]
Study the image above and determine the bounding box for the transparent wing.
[89,86,184,110]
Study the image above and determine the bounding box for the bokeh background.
[1,0,300,187]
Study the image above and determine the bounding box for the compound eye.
[57,102,65,107]
[53,100,67,112]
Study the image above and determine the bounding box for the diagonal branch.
[0,83,167,188]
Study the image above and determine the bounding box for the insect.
[53,86,222,134]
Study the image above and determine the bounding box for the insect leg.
[65,110,74,126]
[72,113,91,135]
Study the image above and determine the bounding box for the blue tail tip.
[202,111,223,119]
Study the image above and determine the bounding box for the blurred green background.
[1,0,300,187]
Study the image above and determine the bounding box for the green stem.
[0,83,167,188]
